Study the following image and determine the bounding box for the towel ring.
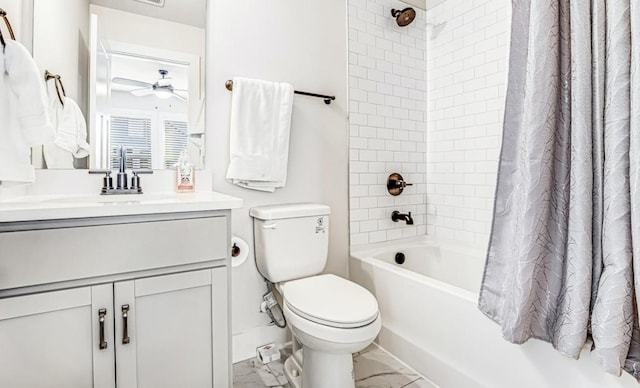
[0,8,16,50]
[45,70,66,105]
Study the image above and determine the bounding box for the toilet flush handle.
[262,223,277,230]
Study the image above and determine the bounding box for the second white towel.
[226,77,294,192]
[43,95,90,169]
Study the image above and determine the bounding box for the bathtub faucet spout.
[391,210,414,225]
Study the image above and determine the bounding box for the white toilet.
[250,203,381,388]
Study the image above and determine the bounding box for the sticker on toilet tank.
[315,218,326,233]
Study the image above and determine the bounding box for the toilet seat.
[282,274,379,329]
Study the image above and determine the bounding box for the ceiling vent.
[133,0,165,7]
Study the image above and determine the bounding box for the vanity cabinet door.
[0,284,115,388]
[114,268,227,388]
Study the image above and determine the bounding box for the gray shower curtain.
[478,0,640,378]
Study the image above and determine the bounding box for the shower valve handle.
[387,173,413,196]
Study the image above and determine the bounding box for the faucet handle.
[130,170,153,192]
[89,170,114,193]
[387,173,413,196]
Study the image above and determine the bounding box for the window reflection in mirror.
[30,0,206,170]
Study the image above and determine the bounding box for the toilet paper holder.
[231,243,241,257]
[230,236,250,267]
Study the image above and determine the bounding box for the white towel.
[0,40,54,184]
[43,94,90,169]
[225,77,294,192]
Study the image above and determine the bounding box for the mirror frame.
[22,1,34,53]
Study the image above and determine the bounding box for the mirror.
[29,0,206,170]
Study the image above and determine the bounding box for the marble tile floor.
[233,343,437,388]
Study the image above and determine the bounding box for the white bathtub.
[350,236,638,388]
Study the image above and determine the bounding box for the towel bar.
[225,80,335,105]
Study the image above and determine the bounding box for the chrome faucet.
[116,146,129,190]
[88,146,153,195]
[391,210,414,225]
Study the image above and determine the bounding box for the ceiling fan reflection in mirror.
[112,69,187,101]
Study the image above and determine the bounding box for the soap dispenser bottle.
[176,150,195,192]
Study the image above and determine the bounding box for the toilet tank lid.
[250,203,331,220]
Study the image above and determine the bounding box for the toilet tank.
[250,203,331,283]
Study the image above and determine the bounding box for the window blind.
[109,116,152,170]
[163,120,188,168]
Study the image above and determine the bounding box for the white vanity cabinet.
[0,209,233,388]
[114,269,224,388]
[0,286,100,387]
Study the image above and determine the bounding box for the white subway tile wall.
[425,0,511,247]
[349,0,428,246]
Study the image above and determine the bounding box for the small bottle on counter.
[176,150,195,192]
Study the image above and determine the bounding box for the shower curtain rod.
[225,80,335,105]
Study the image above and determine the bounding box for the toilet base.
[283,347,355,388]
[284,353,302,388]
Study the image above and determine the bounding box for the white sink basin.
[44,193,177,204]
[0,191,243,223]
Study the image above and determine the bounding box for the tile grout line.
[368,342,430,381]
[399,377,423,388]
[265,360,290,386]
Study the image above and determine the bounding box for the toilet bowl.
[250,204,381,388]
[280,274,381,388]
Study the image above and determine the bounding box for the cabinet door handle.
[98,308,108,350]
[122,304,130,344]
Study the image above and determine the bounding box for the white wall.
[207,0,349,362]
[425,0,510,247]
[32,0,90,112]
[348,0,428,246]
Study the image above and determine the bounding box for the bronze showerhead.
[391,7,416,27]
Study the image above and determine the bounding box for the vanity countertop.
[0,191,243,223]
